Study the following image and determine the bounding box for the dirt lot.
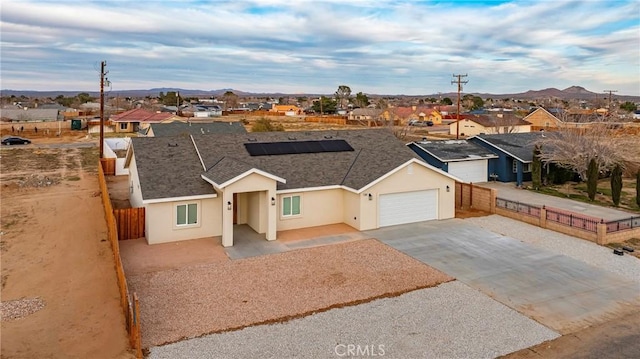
[0,144,134,358]
[127,239,453,348]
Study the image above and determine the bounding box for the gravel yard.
[148,281,560,359]
[129,239,453,348]
[465,215,640,284]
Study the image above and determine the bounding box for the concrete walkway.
[479,181,637,221]
[224,224,371,260]
[367,219,640,334]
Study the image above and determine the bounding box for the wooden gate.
[114,207,145,240]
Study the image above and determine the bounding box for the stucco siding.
[146,198,220,244]
[360,163,456,230]
[342,190,361,230]
[128,156,144,208]
[276,188,344,231]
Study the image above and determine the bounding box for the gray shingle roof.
[149,122,247,137]
[131,129,422,200]
[473,132,550,162]
[411,140,498,162]
[131,136,215,201]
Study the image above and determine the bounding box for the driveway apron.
[367,219,640,334]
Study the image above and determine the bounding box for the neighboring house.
[348,108,384,122]
[523,107,564,129]
[144,122,247,137]
[110,108,181,133]
[449,114,531,137]
[634,110,640,120]
[408,139,498,183]
[126,129,457,246]
[0,108,61,122]
[387,106,443,125]
[468,132,548,186]
[193,105,223,118]
[270,104,302,116]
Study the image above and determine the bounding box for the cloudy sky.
[1,0,639,95]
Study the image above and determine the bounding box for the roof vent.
[247,138,257,142]
[324,135,333,139]
[288,136,296,140]
[168,143,178,147]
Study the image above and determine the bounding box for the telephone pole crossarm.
[452,74,468,140]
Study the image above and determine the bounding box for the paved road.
[479,181,637,221]
[367,219,640,334]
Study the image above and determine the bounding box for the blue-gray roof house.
[408,139,497,183]
[468,132,548,186]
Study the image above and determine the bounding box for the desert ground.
[0,137,134,358]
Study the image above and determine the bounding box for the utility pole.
[452,74,468,139]
[100,61,108,159]
[603,90,617,115]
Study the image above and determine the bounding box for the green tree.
[251,118,284,132]
[334,85,351,109]
[312,96,337,114]
[77,92,93,103]
[353,92,369,108]
[55,95,74,107]
[610,163,623,206]
[587,158,598,201]
[441,97,453,105]
[471,96,484,110]
[160,91,179,106]
[620,101,637,113]
[532,145,542,190]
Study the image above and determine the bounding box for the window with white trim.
[120,122,127,130]
[513,161,532,173]
[282,195,301,217]
[176,203,198,226]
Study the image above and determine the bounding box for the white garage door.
[448,160,487,183]
[379,190,438,227]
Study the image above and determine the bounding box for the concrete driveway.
[367,219,640,334]
[480,181,636,221]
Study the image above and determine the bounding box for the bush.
[251,118,284,132]
[587,158,598,201]
[610,164,622,206]
[532,146,541,190]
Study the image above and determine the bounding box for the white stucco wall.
[276,188,344,231]
[128,156,144,208]
[146,197,221,244]
[359,162,456,230]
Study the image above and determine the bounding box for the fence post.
[490,189,497,214]
[596,221,607,245]
[540,206,547,228]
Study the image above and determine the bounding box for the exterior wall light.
[271,197,276,206]
[368,193,373,201]
[227,201,232,210]
[446,185,450,192]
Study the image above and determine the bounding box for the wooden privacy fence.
[100,157,116,176]
[455,182,495,213]
[114,207,145,240]
[98,163,143,358]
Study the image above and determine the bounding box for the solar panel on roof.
[245,140,354,156]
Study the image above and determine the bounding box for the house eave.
[142,193,218,204]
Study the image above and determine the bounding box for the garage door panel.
[379,190,437,227]
[449,160,487,183]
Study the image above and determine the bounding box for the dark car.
[409,120,434,127]
[1,136,31,145]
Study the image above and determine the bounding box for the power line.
[452,74,468,139]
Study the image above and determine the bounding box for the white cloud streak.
[0,0,638,95]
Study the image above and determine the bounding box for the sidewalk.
[479,182,637,221]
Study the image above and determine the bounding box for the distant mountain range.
[2,86,638,101]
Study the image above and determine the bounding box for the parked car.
[1,136,31,145]
[409,120,434,127]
